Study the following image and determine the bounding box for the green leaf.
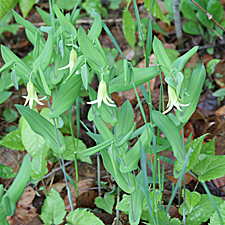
[88,13,102,38]
[16,105,66,154]
[20,116,46,157]
[0,0,14,21]
[180,1,197,22]
[53,4,77,37]
[66,208,104,225]
[50,74,82,118]
[0,91,12,104]
[40,189,66,224]
[201,138,215,155]
[123,10,136,49]
[109,65,159,93]
[0,129,25,151]
[62,136,91,164]
[152,111,183,164]
[213,88,225,98]
[11,70,18,90]
[196,10,213,28]
[0,164,16,179]
[95,193,115,214]
[207,0,223,24]
[209,201,225,225]
[144,0,170,24]
[78,27,108,72]
[108,0,122,10]
[19,0,35,18]
[184,194,223,225]
[182,21,203,35]
[3,108,18,123]
[31,144,48,181]
[81,64,89,90]
[192,155,225,182]
[179,189,201,215]
[175,134,207,173]
[177,65,206,123]
[116,100,134,138]
[116,194,130,212]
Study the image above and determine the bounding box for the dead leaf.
[15,186,37,223]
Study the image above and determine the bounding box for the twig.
[190,0,225,32]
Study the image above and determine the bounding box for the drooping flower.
[87,80,116,108]
[163,85,190,114]
[22,81,46,109]
[58,49,77,73]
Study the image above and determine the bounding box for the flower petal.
[87,99,98,105]
[103,98,116,107]
[58,64,70,71]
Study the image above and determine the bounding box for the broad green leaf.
[209,201,225,225]
[31,144,48,181]
[116,100,134,138]
[179,189,201,215]
[16,105,66,154]
[53,4,77,37]
[196,10,213,28]
[180,1,197,22]
[89,87,118,126]
[35,6,51,26]
[11,70,18,90]
[144,0,170,24]
[175,134,207,173]
[0,91,12,104]
[0,129,25,151]
[109,65,159,93]
[62,136,91,164]
[40,189,66,224]
[183,194,223,225]
[50,74,82,118]
[182,21,203,35]
[116,194,129,212]
[172,46,198,72]
[206,59,221,75]
[12,9,37,34]
[33,32,54,71]
[101,149,136,194]
[81,64,89,90]
[88,13,102,38]
[0,164,16,179]
[78,27,108,72]
[0,61,14,73]
[108,0,122,10]
[153,37,173,79]
[120,124,152,173]
[95,193,115,214]
[192,155,225,181]
[1,45,31,82]
[3,108,18,123]
[66,208,104,225]
[0,0,14,21]
[123,10,136,49]
[19,0,35,18]
[177,65,206,123]
[129,172,144,225]
[20,116,46,157]
[207,0,223,24]
[152,110,183,164]
[213,88,225,98]
[82,0,107,18]
[201,138,215,155]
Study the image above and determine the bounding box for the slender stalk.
[41,179,48,197]
[47,97,74,211]
[116,186,120,225]
[181,122,186,225]
[68,108,79,197]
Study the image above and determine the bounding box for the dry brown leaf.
[215,105,225,116]
[46,182,66,194]
[15,186,37,223]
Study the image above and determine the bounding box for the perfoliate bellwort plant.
[163,85,190,114]
[58,49,77,73]
[87,79,116,108]
[22,80,46,109]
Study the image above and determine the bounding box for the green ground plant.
[0,1,225,225]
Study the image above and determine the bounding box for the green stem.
[41,179,48,197]
[116,186,120,225]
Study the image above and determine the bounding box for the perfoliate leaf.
[0,129,25,151]
[19,0,35,18]
[66,208,104,225]
[95,193,115,214]
[40,189,66,224]
[122,9,136,49]
[192,155,225,182]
